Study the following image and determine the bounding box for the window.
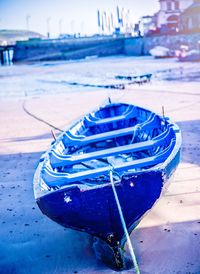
[174,1,179,10]
[167,1,172,11]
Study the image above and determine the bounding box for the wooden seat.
[50,126,173,168]
[42,138,175,187]
[84,105,137,126]
[62,113,160,146]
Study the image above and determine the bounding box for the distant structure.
[138,0,200,36]
[156,0,193,33]
[96,1,199,37]
[137,16,157,36]
[97,6,134,36]
[179,0,200,33]
[0,29,44,46]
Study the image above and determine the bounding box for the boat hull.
[37,170,162,241]
[36,144,180,246]
[178,54,200,62]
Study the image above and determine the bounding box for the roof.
[182,0,200,14]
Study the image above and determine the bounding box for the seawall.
[124,33,200,55]
[13,36,124,62]
[13,33,200,62]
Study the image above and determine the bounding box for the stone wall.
[123,37,144,56]
[13,33,200,62]
[13,36,124,62]
[124,33,200,56]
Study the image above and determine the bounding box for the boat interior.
[40,103,178,188]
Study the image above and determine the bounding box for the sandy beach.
[0,56,200,274]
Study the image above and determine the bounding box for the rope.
[109,169,140,274]
[22,100,63,132]
[130,124,141,144]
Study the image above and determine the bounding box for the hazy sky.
[0,0,160,36]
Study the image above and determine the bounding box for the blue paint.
[37,170,164,244]
[33,101,181,267]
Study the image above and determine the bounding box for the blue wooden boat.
[33,101,181,269]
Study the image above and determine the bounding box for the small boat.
[178,49,200,62]
[115,74,152,85]
[149,46,175,58]
[33,101,181,269]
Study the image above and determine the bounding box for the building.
[156,0,193,33]
[179,0,200,33]
[138,16,157,36]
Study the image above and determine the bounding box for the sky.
[0,0,160,37]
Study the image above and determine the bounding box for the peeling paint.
[64,195,72,203]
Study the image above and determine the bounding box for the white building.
[156,0,193,31]
[138,16,156,36]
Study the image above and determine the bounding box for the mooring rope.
[22,100,64,132]
[109,169,140,274]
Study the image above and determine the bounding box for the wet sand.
[0,57,200,274]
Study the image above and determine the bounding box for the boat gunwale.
[33,101,181,196]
